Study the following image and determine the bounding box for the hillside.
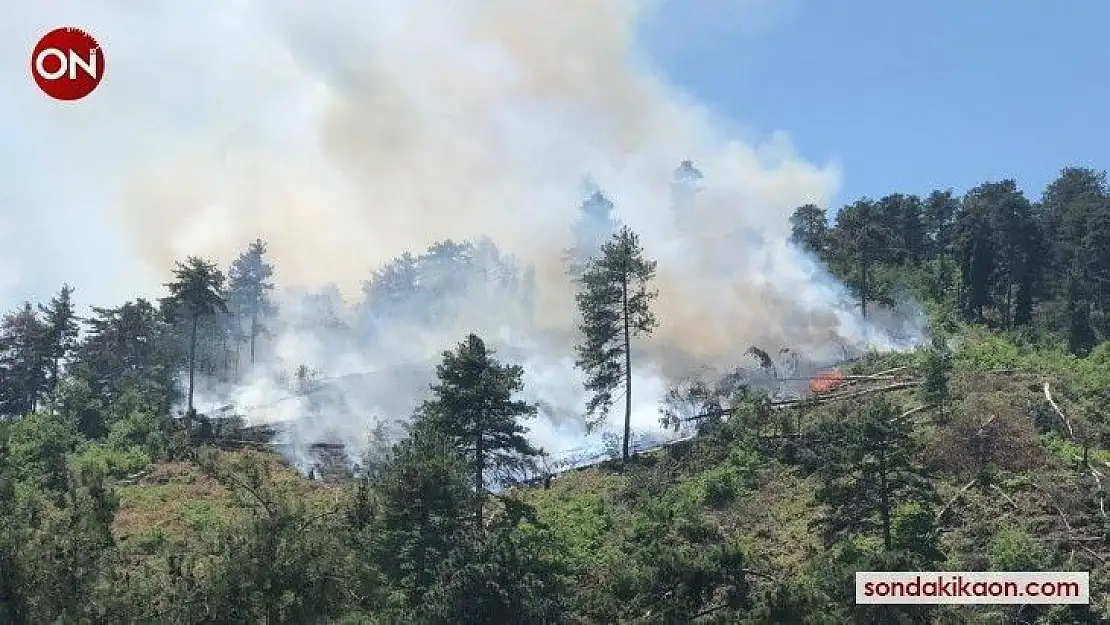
[2,331,1107,623]
[3,166,1110,623]
[513,340,1110,623]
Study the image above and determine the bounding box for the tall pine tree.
[38,285,79,393]
[375,427,475,604]
[814,396,936,551]
[227,239,276,368]
[566,181,621,277]
[0,303,49,417]
[162,257,228,415]
[574,226,657,463]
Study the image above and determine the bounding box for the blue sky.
[646,0,1110,204]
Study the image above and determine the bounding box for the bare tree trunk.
[188,314,198,415]
[622,276,632,464]
[220,325,230,382]
[860,255,869,320]
[879,448,891,551]
[233,341,241,382]
[249,311,257,364]
[1005,280,1013,328]
[476,420,484,529]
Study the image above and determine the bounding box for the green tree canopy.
[161,257,228,415]
[416,333,540,520]
[574,226,658,462]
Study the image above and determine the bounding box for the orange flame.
[810,369,845,393]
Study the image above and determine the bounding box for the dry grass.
[111,451,324,550]
[113,461,237,548]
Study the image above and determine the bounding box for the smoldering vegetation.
[188,177,927,475]
[8,2,930,474]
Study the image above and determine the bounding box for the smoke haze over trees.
[2,163,1109,621]
[3,2,1110,622]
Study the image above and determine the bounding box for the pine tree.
[1040,167,1108,299]
[37,285,79,393]
[1087,206,1110,315]
[919,332,953,423]
[814,397,935,551]
[73,299,180,413]
[566,182,621,277]
[954,194,995,322]
[876,193,926,264]
[986,181,1038,327]
[421,516,565,624]
[376,428,475,604]
[0,303,50,417]
[162,257,228,415]
[923,189,960,259]
[227,239,276,367]
[789,204,829,256]
[574,226,657,463]
[416,334,540,523]
[830,200,887,319]
[1066,264,1096,356]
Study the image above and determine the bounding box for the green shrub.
[988,526,1047,571]
[70,441,151,479]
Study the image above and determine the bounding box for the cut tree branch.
[1043,382,1074,438]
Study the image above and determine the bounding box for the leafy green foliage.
[421,519,567,624]
[0,302,50,417]
[72,298,182,416]
[374,429,476,603]
[6,410,79,490]
[988,526,1048,571]
[919,332,953,417]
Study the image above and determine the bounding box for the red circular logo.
[31,27,104,101]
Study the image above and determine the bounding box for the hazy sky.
[2,0,1107,313]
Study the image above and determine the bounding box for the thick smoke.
[6,2,925,471]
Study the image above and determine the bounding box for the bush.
[988,526,1047,571]
[70,442,151,479]
[106,408,168,460]
[6,411,80,490]
[701,466,737,507]
[693,444,758,508]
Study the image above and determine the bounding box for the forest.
[1,164,1110,624]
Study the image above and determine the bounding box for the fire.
[810,369,845,393]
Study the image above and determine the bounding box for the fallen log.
[776,380,923,406]
[683,380,925,422]
[1043,382,1075,438]
[898,404,932,421]
[937,479,978,521]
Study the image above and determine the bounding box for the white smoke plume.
[3,1,925,472]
